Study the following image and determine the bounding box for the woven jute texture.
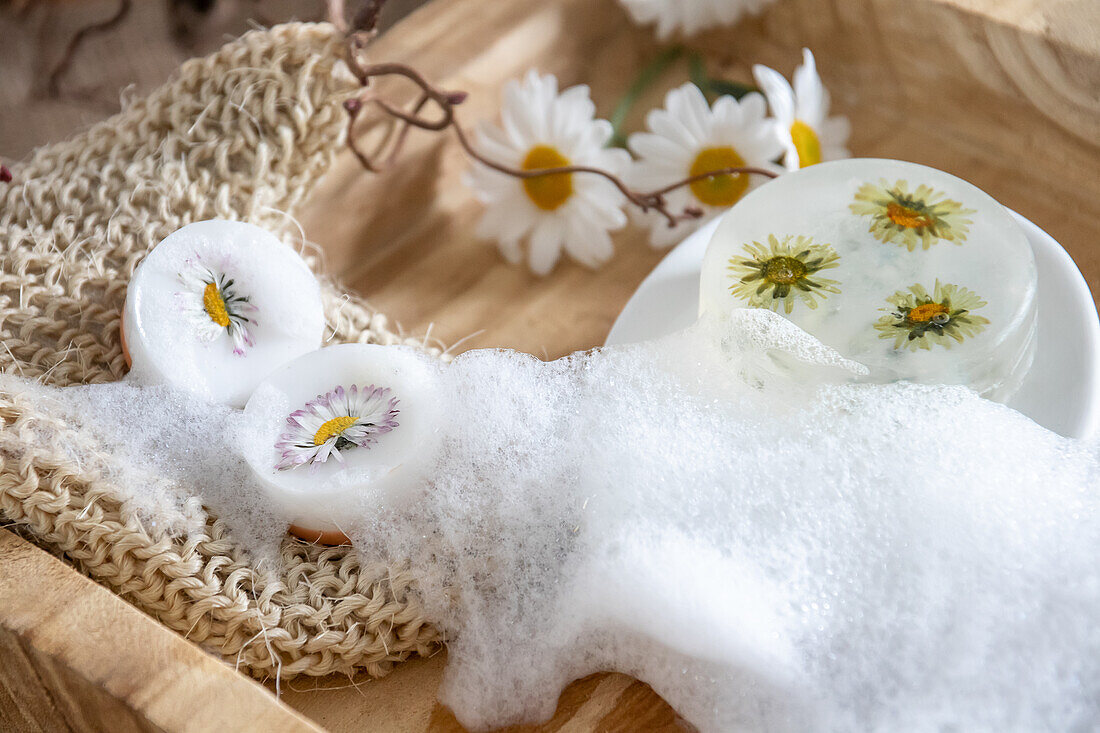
[0,22,444,680]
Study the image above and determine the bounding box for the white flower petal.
[752,63,796,125]
[527,218,566,276]
[628,131,693,167]
[793,48,827,124]
[619,0,777,38]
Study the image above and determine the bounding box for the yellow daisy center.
[314,415,358,446]
[907,302,949,324]
[886,202,935,230]
[790,120,822,167]
[763,256,808,285]
[202,282,231,328]
[522,145,573,211]
[689,146,749,207]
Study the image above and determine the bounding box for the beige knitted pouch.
[0,22,443,680]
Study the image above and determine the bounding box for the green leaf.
[689,53,710,99]
[609,45,683,149]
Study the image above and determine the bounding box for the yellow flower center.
[886,202,934,230]
[689,146,749,207]
[790,120,822,167]
[313,415,358,446]
[522,145,573,211]
[202,282,231,328]
[763,256,808,285]
[907,302,949,324]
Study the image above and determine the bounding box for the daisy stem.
[688,53,709,97]
[690,52,758,101]
[608,45,684,149]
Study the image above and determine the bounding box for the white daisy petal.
[619,0,779,39]
[752,64,796,125]
[793,48,826,124]
[629,131,693,165]
[527,218,566,276]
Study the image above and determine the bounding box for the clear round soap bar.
[699,159,1037,401]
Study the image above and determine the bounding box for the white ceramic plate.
[606,212,1100,439]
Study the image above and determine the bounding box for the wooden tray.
[2,0,1099,730]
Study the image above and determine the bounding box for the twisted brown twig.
[328,0,778,228]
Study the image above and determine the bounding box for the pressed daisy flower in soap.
[700,159,1037,400]
[123,220,325,407]
[239,344,444,544]
[851,179,975,251]
[726,234,841,314]
[176,259,257,355]
[874,281,990,351]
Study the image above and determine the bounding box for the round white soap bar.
[124,219,325,407]
[700,159,1038,400]
[240,344,444,539]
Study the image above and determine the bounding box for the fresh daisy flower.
[618,0,778,39]
[850,179,975,250]
[628,83,783,248]
[177,256,257,355]
[275,384,400,471]
[874,281,989,351]
[727,234,841,314]
[753,49,850,170]
[466,70,631,275]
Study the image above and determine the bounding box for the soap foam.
[361,310,1099,731]
[2,374,289,565]
[5,309,1098,731]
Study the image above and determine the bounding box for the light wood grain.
[279,655,685,733]
[1,0,1098,730]
[0,529,321,732]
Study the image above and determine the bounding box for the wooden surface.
[0,529,321,733]
[2,0,1099,731]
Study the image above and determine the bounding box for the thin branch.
[47,0,133,98]
[343,98,380,172]
[331,16,778,228]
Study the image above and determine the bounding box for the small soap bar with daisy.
[238,344,444,544]
[123,220,325,407]
[700,158,1038,400]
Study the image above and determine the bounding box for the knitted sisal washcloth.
[0,22,444,680]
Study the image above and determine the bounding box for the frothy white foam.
[5,309,1097,731]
